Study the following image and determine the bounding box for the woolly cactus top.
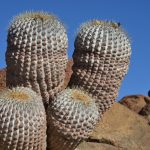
[14,12,57,21]
[70,89,92,106]
[9,11,66,32]
[56,88,95,108]
[0,87,42,105]
[79,20,124,32]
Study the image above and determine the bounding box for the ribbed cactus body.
[47,88,99,150]
[0,87,46,150]
[69,20,131,115]
[6,12,68,106]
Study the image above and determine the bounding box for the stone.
[77,103,150,150]
[120,95,147,113]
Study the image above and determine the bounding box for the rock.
[139,103,150,116]
[120,95,150,124]
[63,60,73,89]
[119,95,147,113]
[77,142,117,150]
[139,97,150,123]
[0,69,6,89]
[78,103,150,150]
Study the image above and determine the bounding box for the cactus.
[6,12,68,106]
[47,88,99,150]
[0,87,46,150]
[69,20,131,115]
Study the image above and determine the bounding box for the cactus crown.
[78,19,126,34]
[9,11,65,30]
[0,87,39,102]
[13,11,57,21]
[15,12,56,21]
[7,91,30,101]
[70,89,91,106]
[89,20,119,28]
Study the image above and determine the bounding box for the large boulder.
[78,103,150,150]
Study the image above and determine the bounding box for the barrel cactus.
[0,87,46,150]
[47,88,99,150]
[69,20,131,115]
[6,12,68,106]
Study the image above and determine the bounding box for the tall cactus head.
[69,20,131,115]
[47,88,99,150]
[6,12,68,106]
[0,87,46,150]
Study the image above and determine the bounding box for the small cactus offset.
[47,88,99,150]
[6,12,68,106]
[0,87,47,150]
[69,20,131,115]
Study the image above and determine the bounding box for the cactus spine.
[47,88,99,150]
[0,87,46,150]
[69,20,131,115]
[6,12,68,106]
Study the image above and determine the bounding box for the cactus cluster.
[69,20,131,115]
[6,12,68,106]
[0,12,131,150]
[0,87,46,149]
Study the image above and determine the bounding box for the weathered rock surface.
[120,95,147,113]
[139,97,150,124]
[120,95,150,123]
[78,103,150,150]
[138,96,150,114]
[63,60,73,88]
[0,68,6,89]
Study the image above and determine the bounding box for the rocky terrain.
[78,103,150,150]
[0,60,150,150]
